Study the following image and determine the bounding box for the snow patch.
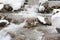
[51,9,60,27]
[0,3,4,10]
[39,0,48,5]
[0,20,9,25]
[0,0,25,10]
[37,16,46,24]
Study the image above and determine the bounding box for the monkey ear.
[7,32,15,38]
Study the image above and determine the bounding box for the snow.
[10,0,25,10]
[31,5,39,13]
[33,28,44,40]
[46,26,58,33]
[17,7,46,24]
[0,21,26,40]
[0,20,9,25]
[38,5,45,12]
[51,9,60,27]
[39,0,48,5]
[0,0,25,10]
[52,9,60,14]
[23,5,45,18]
[0,3,4,10]
[17,11,37,18]
[0,0,59,40]
[3,21,26,32]
[49,9,60,33]
[37,16,46,24]
[17,5,38,18]
[24,5,38,13]
[37,36,43,40]
[0,21,45,40]
[0,28,12,40]
[0,34,11,40]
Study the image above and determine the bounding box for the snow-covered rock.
[52,9,60,15]
[39,0,48,5]
[37,16,46,24]
[24,5,38,13]
[0,0,25,10]
[51,9,60,27]
[0,20,9,27]
[3,22,26,32]
[17,11,47,25]
[0,20,45,40]
[38,5,45,13]
[33,29,44,40]
[17,10,38,18]
[0,20,9,25]
[0,33,12,40]
[46,26,58,33]
[0,21,26,40]
[50,9,60,33]
[25,4,45,14]
[0,3,4,10]
[19,29,44,40]
[31,5,39,13]
[24,18,38,28]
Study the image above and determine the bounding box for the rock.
[38,5,45,13]
[51,9,60,27]
[37,16,46,24]
[4,4,13,11]
[44,18,52,25]
[39,0,48,5]
[0,3,4,10]
[13,35,25,40]
[51,6,60,9]
[1,4,13,13]
[56,28,60,33]
[4,16,12,22]
[37,16,51,25]
[0,0,25,11]
[24,18,38,28]
[0,20,9,27]
[45,34,58,40]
